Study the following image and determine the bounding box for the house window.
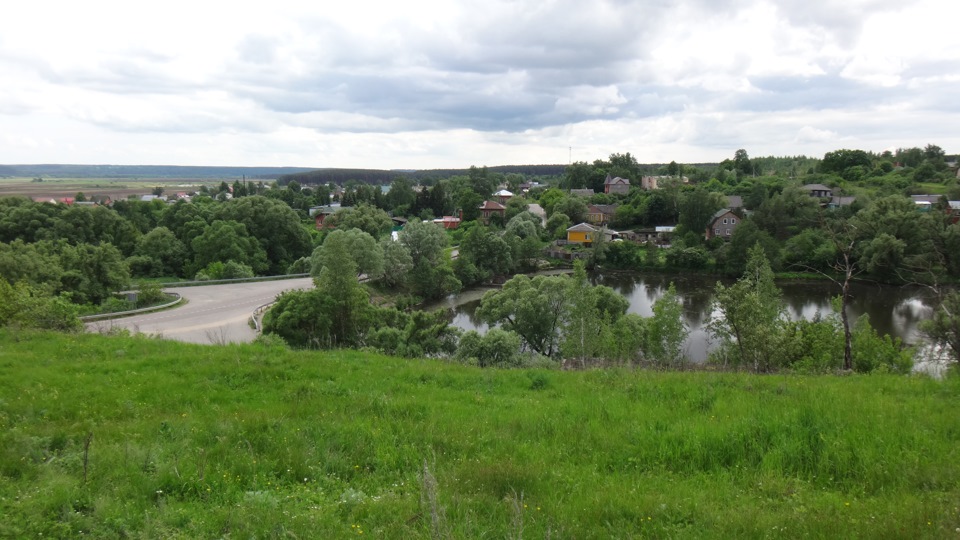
[725,229,731,235]
[731,218,737,224]
[714,229,720,235]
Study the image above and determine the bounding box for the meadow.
[1,329,958,538]
[0,177,213,200]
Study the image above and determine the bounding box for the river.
[429,272,940,363]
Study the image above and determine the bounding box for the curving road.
[86,278,314,345]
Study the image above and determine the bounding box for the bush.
[456,329,523,367]
[852,315,913,373]
[135,281,167,308]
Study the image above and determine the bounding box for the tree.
[399,220,460,300]
[213,196,312,274]
[379,237,413,289]
[133,226,187,277]
[454,225,513,286]
[311,228,384,280]
[561,262,603,366]
[645,283,688,368]
[920,291,960,366]
[553,196,588,224]
[677,188,723,238]
[313,230,372,346]
[386,178,417,215]
[476,274,569,357]
[820,149,871,176]
[59,242,130,305]
[0,280,81,332]
[456,329,523,367]
[733,149,752,178]
[709,244,786,372]
[262,288,337,348]
[190,220,269,277]
[723,220,780,276]
[0,239,64,291]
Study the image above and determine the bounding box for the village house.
[801,184,832,199]
[310,204,341,229]
[706,209,740,240]
[478,200,506,223]
[493,189,514,204]
[432,216,461,229]
[586,204,618,226]
[603,175,630,195]
[566,223,623,245]
[566,223,599,245]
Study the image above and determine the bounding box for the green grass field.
[1,329,958,538]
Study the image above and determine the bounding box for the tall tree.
[311,228,384,280]
[710,244,786,372]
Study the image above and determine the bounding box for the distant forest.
[0,164,318,179]
[278,164,571,186]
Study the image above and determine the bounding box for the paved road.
[86,278,314,345]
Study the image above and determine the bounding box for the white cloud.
[0,0,957,167]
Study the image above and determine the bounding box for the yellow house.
[566,223,599,244]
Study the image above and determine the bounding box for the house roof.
[910,194,941,204]
[726,195,744,208]
[570,189,595,197]
[604,175,630,185]
[830,196,857,206]
[567,222,599,233]
[478,200,506,210]
[493,189,514,197]
[710,208,737,221]
[801,184,831,192]
[588,204,618,215]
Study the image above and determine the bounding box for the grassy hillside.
[1,330,958,538]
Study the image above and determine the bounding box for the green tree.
[313,230,372,346]
[454,225,513,287]
[386,178,417,215]
[920,291,960,366]
[212,196,311,274]
[722,220,780,276]
[262,288,337,348]
[379,237,413,289]
[645,283,688,368]
[476,274,569,357]
[709,244,786,372]
[311,228,384,280]
[190,220,269,277]
[133,226,187,277]
[677,188,724,238]
[0,280,81,332]
[399,220,460,300]
[561,262,602,366]
[456,329,523,367]
[59,242,130,305]
[553,196,588,224]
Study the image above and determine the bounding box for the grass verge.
[1,329,958,538]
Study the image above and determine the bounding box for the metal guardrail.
[154,273,310,288]
[79,293,183,322]
[250,301,276,333]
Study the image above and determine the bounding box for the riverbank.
[1,329,958,538]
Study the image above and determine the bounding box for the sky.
[1,0,958,169]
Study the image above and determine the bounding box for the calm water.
[430,272,939,362]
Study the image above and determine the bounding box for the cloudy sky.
[1,0,958,169]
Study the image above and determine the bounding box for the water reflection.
[432,273,938,363]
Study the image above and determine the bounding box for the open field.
[1,330,958,538]
[0,177,223,200]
